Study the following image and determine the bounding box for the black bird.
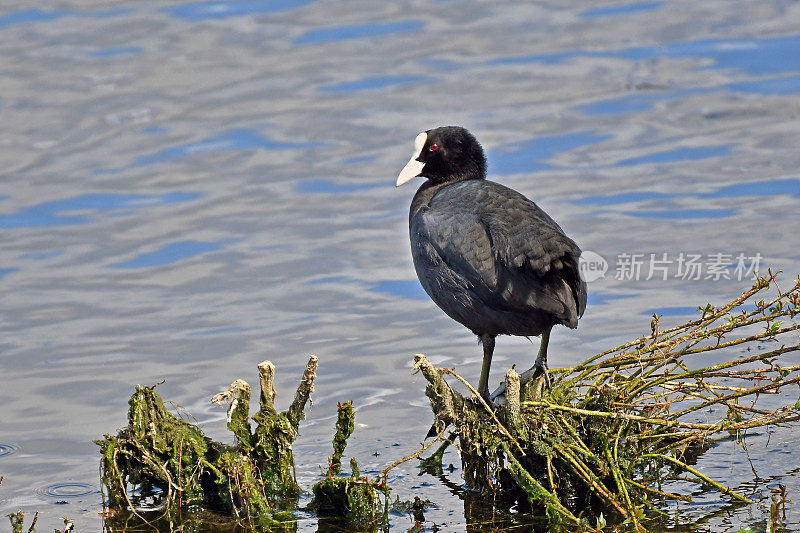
[396,126,587,400]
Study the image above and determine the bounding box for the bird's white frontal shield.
[396,132,427,186]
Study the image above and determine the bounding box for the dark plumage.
[396,126,587,399]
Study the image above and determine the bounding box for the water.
[1,0,799,530]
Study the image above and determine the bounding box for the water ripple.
[131,128,319,167]
[580,2,662,19]
[297,179,377,194]
[0,267,19,280]
[110,240,227,269]
[295,20,423,45]
[0,192,201,229]
[0,442,20,457]
[36,482,99,499]
[164,0,316,20]
[371,280,428,300]
[490,34,800,76]
[90,46,143,58]
[574,178,800,206]
[0,9,70,29]
[490,132,610,174]
[627,208,737,219]
[616,145,732,167]
[320,75,433,93]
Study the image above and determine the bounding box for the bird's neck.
[409,177,484,218]
[410,180,449,218]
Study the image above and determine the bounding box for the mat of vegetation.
[95,356,390,531]
[416,274,800,531]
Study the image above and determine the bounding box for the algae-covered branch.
[415,275,800,531]
[97,356,319,529]
[96,355,391,531]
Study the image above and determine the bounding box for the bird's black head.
[396,126,487,187]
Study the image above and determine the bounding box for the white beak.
[396,132,427,187]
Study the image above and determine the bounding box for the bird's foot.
[489,382,506,403]
[489,361,551,405]
[518,359,551,389]
[477,386,492,406]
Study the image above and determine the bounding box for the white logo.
[579,251,608,282]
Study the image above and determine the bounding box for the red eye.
[429,143,439,151]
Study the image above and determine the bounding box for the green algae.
[310,401,391,528]
[329,401,355,475]
[97,383,213,508]
[97,357,318,529]
[96,355,388,531]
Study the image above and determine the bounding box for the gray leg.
[531,326,551,388]
[477,334,495,400]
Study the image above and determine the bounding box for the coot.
[396,126,587,400]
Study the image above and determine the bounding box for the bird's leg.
[509,327,552,391]
[518,327,552,389]
[477,334,495,401]
[490,328,553,402]
[534,327,551,388]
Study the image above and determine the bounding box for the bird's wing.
[417,203,499,293]
[427,180,587,323]
[476,183,587,320]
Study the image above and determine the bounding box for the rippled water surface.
[2,0,800,530]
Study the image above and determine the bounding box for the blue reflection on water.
[491,34,800,76]
[132,129,318,167]
[90,46,143,58]
[372,280,429,300]
[297,179,375,194]
[417,58,461,72]
[701,178,800,198]
[0,192,200,229]
[575,178,799,206]
[141,125,167,135]
[613,35,800,75]
[18,250,64,260]
[343,155,376,165]
[0,9,69,28]
[491,132,610,174]
[575,191,676,206]
[0,7,130,28]
[111,240,224,269]
[87,8,134,18]
[295,20,422,45]
[617,145,731,167]
[577,93,666,116]
[577,88,707,116]
[165,0,315,20]
[579,75,800,118]
[320,75,432,93]
[580,2,661,19]
[726,75,800,95]
[628,208,737,219]
[0,267,19,279]
[307,276,346,285]
[489,51,575,66]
